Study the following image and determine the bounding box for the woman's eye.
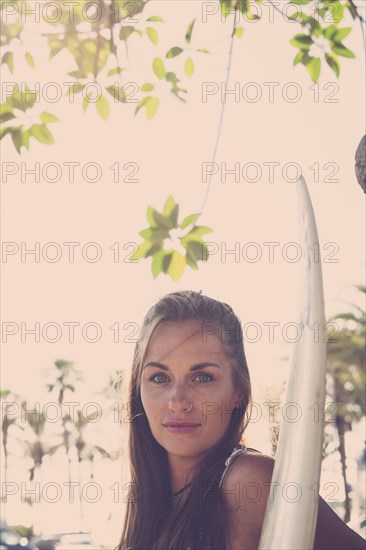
[149,373,213,384]
[194,373,213,383]
[150,373,168,384]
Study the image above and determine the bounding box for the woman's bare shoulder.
[223,450,275,487]
[220,451,275,549]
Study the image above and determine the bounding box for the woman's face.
[140,320,243,460]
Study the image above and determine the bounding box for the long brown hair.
[116,290,252,550]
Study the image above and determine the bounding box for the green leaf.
[163,195,178,218]
[25,52,35,68]
[2,51,14,73]
[120,26,135,40]
[135,96,150,116]
[185,58,194,77]
[83,93,92,112]
[106,85,127,103]
[138,228,153,240]
[185,240,205,263]
[185,19,195,44]
[151,249,165,279]
[147,16,164,22]
[107,67,125,77]
[153,211,174,229]
[188,225,213,237]
[30,124,54,144]
[40,112,59,124]
[9,90,27,111]
[293,50,304,65]
[181,213,200,229]
[152,57,166,79]
[145,244,162,259]
[166,71,178,83]
[325,52,340,77]
[170,205,179,226]
[289,0,310,4]
[331,43,355,58]
[185,255,199,270]
[333,27,352,41]
[234,27,244,39]
[66,83,85,95]
[140,82,154,92]
[49,45,64,59]
[311,20,323,37]
[147,205,158,227]
[148,245,164,260]
[0,111,15,123]
[323,25,337,40]
[221,1,233,18]
[305,57,321,82]
[289,34,313,49]
[11,128,22,154]
[146,27,158,46]
[83,38,97,54]
[96,95,110,120]
[21,128,31,150]
[139,228,169,244]
[162,253,173,273]
[0,101,14,115]
[182,227,213,246]
[145,97,159,119]
[168,250,186,281]
[130,240,155,261]
[197,49,209,53]
[68,70,86,79]
[325,1,344,23]
[0,126,13,141]
[166,47,183,58]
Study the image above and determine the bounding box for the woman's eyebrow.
[143,361,221,371]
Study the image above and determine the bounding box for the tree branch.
[267,0,284,17]
[199,9,238,214]
[348,0,365,23]
[348,0,366,51]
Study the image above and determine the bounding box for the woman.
[116,290,365,550]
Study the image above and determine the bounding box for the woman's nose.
[168,388,192,412]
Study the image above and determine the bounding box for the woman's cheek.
[140,386,152,413]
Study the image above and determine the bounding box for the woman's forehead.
[146,320,227,359]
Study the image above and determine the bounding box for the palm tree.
[25,408,62,479]
[326,285,366,522]
[74,409,111,520]
[0,389,23,524]
[44,359,82,482]
[24,407,61,533]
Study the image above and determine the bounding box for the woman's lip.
[164,424,201,433]
[164,422,200,427]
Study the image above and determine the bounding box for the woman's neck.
[168,454,200,493]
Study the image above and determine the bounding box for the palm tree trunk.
[32,464,43,535]
[2,444,8,524]
[62,421,72,484]
[336,415,351,522]
[78,458,84,520]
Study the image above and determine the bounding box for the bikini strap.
[219,445,262,489]
[219,444,248,489]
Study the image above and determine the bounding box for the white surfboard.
[259,176,327,549]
